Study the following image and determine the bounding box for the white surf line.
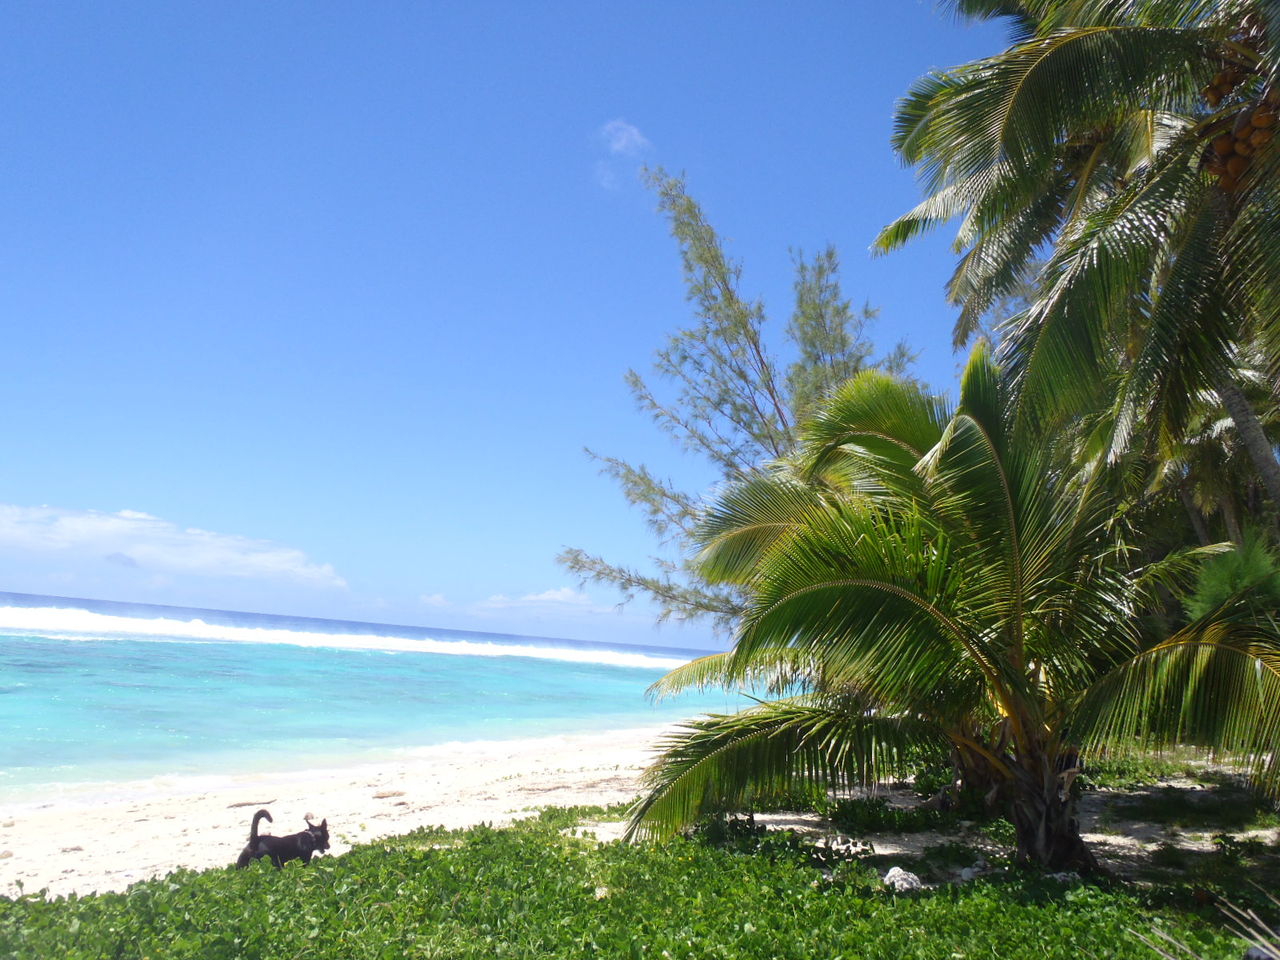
[0,606,691,670]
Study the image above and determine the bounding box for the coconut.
[1214,70,1231,87]
[1214,134,1236,155]
[1266,87,1280,106]
[1233,109,1256,136]
[1220,174,1239,192]
[1250,128,1274,148]
[1252,109,1276,128]
[1206,89,1223,107]
[1226,154,1251,177]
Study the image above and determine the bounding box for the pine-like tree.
[559,170,913,629]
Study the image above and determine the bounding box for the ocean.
[0,592,733,796]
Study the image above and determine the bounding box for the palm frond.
[1074,612,1280,797]
[694,469,831,585]
[625,695,946,840]
[1001,144,1206,430]
[800,371,951,496]
[646,647,816,701]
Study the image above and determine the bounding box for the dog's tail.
[248,808,272,842]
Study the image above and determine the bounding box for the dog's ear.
[319,819,327,829]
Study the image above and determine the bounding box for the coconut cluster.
[1202,67,1248,108]
[1206,91,1278,192]
[1201,15,1273,192]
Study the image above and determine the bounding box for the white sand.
[0,724,673,899]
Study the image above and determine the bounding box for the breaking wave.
[0,604,694,670]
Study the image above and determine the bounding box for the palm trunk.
[1221,496,1244,545]
[1216,371,1280,513]
[1007,760,1098,873]
[1178,485,1212,546]
[950,732,1099,871]
[944,742,1004,812]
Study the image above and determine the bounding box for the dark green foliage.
[683,814,821,868]
[825,797,969,835]
[973,817,1018,848]
[684,812,766,847]
[737,783,832,814]
[910,761,959,801]
[918,841,985,870]
[909,761,994,817]
[0,814,1247,960]
[1184,535,1280,622]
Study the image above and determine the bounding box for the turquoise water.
[0,594,732,794]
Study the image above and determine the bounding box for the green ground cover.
[0,805,1251,960]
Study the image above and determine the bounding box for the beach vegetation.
[824,796,976,837]
[1078,750,1213,791]
[627,346,1280,871]
[619,0,1280,879]
[0,808,1249,960]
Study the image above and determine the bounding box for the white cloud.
[594,119,652,190]
[419,592,450,608]
[523,587,593,606]
[478,587,600,611]
[600,119,651,156]
[0,504,346,588]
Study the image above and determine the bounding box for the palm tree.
[627,348,1280,871]
[877,0,1280,506]
[1154,377,1279,544]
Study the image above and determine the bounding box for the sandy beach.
[0,724,673,899]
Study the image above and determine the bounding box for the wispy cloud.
[0,504,346,588]
[419,592,450,608]
[595,118,652,189]
[478,586,606,612]
[600,119,651,156]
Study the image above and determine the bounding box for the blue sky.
[0,2,1006,649]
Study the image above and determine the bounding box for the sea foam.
[0,605,693,670]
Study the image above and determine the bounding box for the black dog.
[235,808,330,869]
